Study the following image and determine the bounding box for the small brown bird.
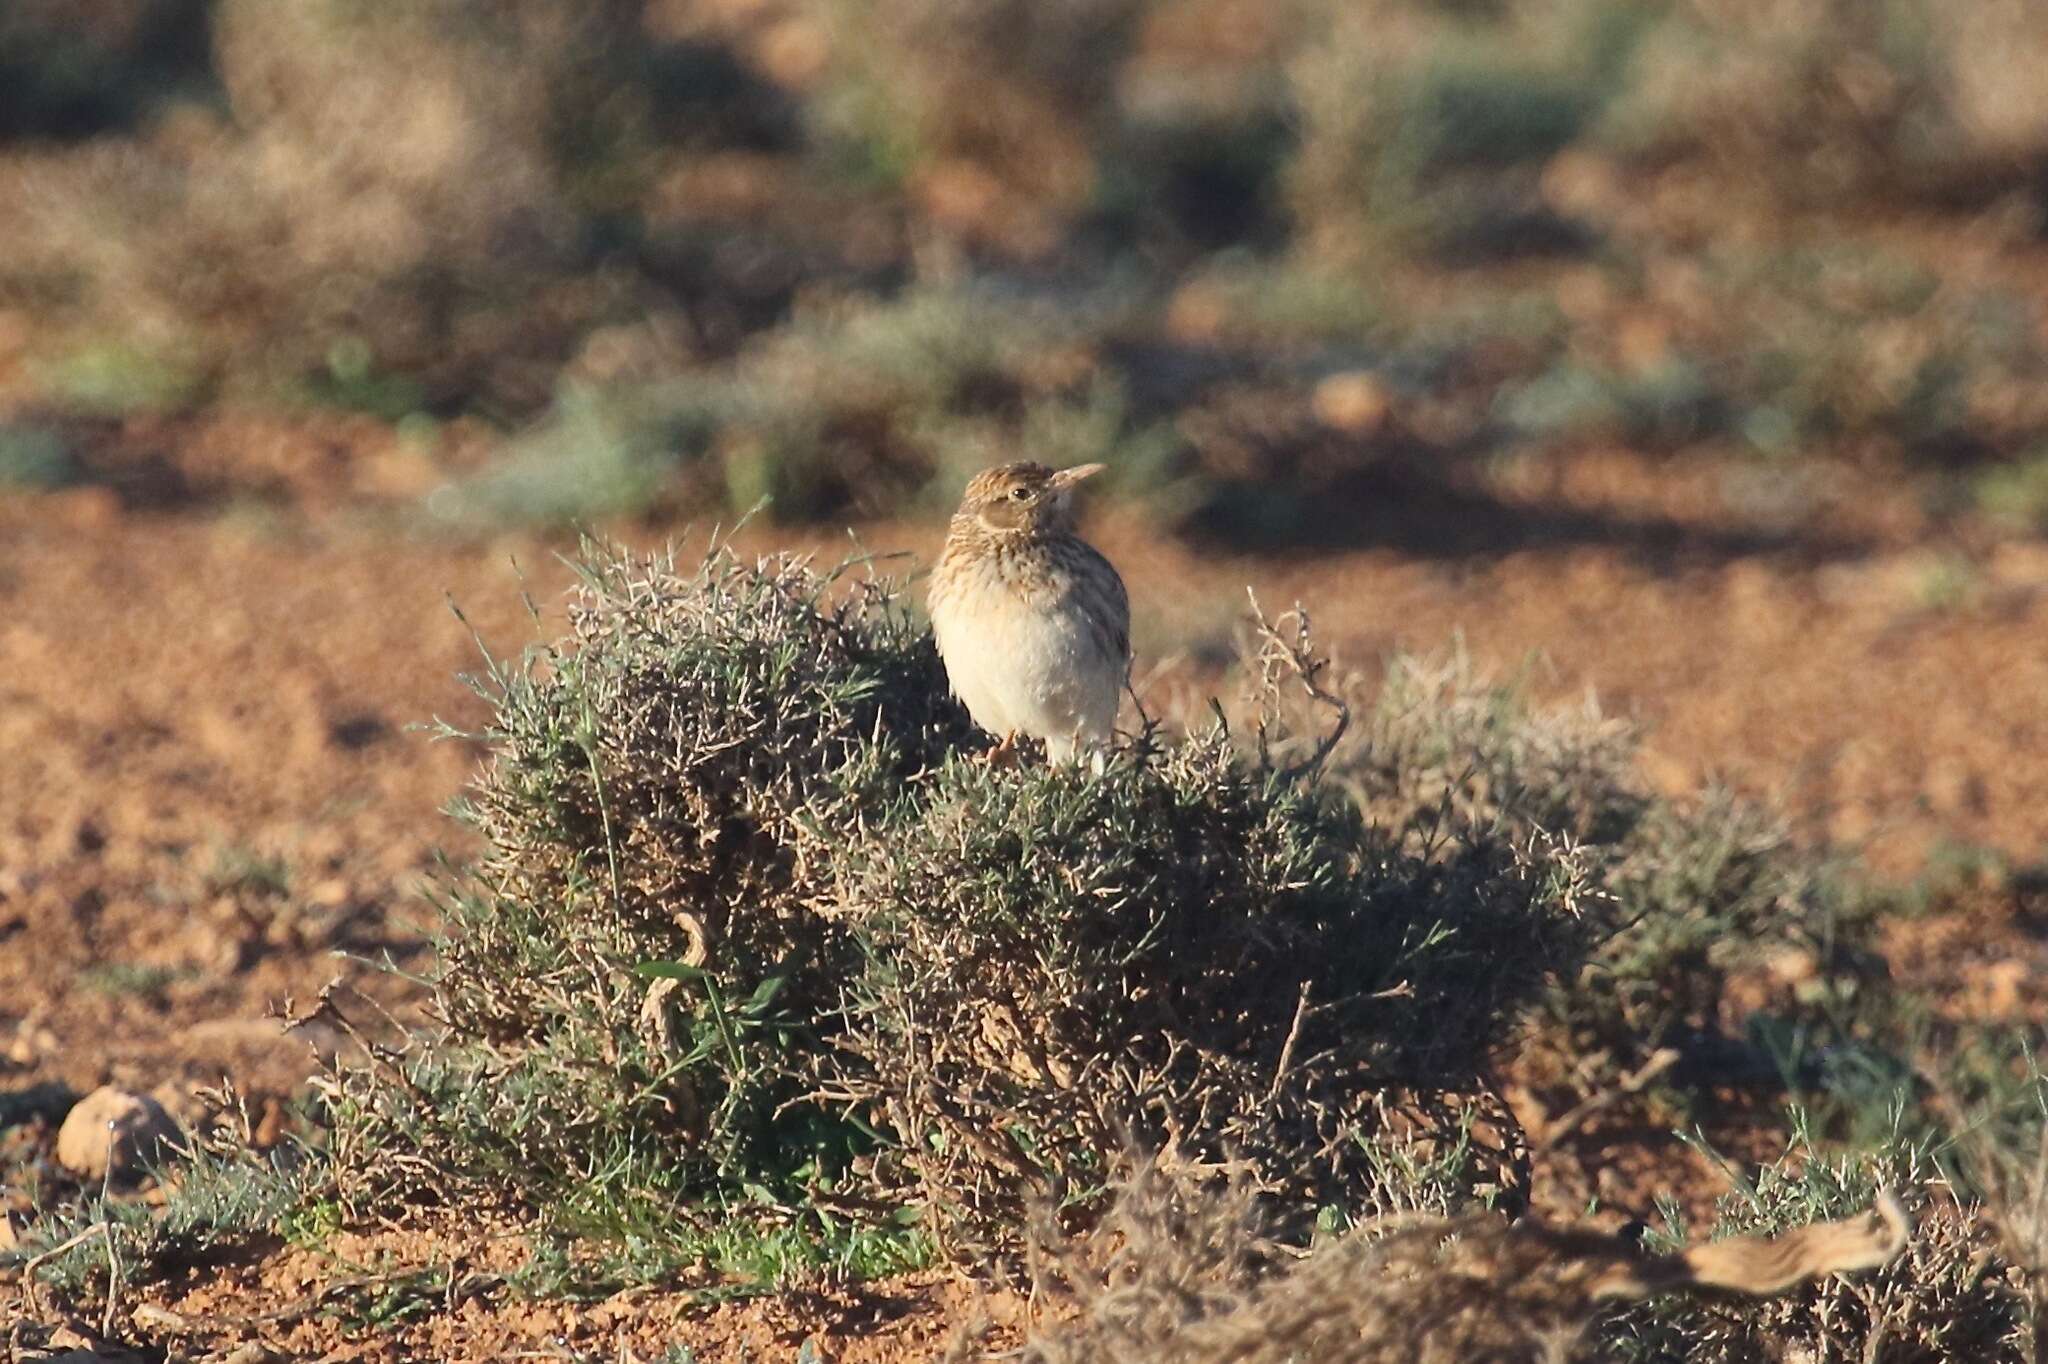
[928,461,1131,764]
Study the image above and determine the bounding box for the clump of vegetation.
[8,0,645,405]
[325,538,965,1235]
[825,722,1583,1255]
[1505,244,2048,469]
[996,1147,1919,1364]
[13,1083,319,1307]
[804,0,1155,239]
[0,424,81,490]
[1327,652,1878,1107]
[324,539,1603,1264]
[1282,0,2048,263]
[311,540,1991,1283]
[1600,0,2048,212]
[1605,1109,2034,1362]
[1286,0,1650,266]
[435,280,1151,525]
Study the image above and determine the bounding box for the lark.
[928,462,1131,764]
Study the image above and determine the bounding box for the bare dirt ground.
[1,415,2044,1359]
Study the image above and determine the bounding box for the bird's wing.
[1069,541,1131,675]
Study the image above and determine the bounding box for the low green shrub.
[1600,0,2048,211]
[1328,652,1883,1105]
[304,542,2000,1308]
[9,0,646,405]
[802,0,1153,212]
[1605,1108,2033,1362]
[432,281,1133,526]
[329,539,1600,1261]
[1287,0,1650,265]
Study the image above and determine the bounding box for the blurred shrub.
[0,424,81,490]
[1499,243,2048,468]
[429,384,697,526]
[1601,0,2048,211]
[1101,1,1307,257]
[0,0,211,138]
[1287,0,1651,266]
[803,0,1158,246]
[9,0,647,406]
[1975,451,2048,532]
[1711,254,2048,467]
[1284,0,2048,241]
[1496,356,1725,450]
[30,339,209,416]
[1168,252,1387,346]
[207,0,593,268]
[1100,97,1297,253]
[434,280,1137,526]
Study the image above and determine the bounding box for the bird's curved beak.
[1050,463,1107,489]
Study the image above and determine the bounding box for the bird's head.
[956,461,1105,536]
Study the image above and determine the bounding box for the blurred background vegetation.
[3,0,2048,538]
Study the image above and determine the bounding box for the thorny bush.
[331,537,1603,1256]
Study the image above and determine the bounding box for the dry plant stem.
[274,978,424,1103]
[1530,1046,1680,1158]
[100,1122,120,1342]
[1267,983,1313,1103]
[1244,591,1349,782]
[20,1223,107,1319]
[1854,1280,1897,1364]
[2035,1127,2047,1364]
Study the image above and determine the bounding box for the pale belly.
[933,592,1120,760]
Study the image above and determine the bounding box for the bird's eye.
[1010,486,1034,501]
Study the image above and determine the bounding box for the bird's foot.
[978,732,1023,770]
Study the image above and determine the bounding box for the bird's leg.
[979,731,1021,769]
